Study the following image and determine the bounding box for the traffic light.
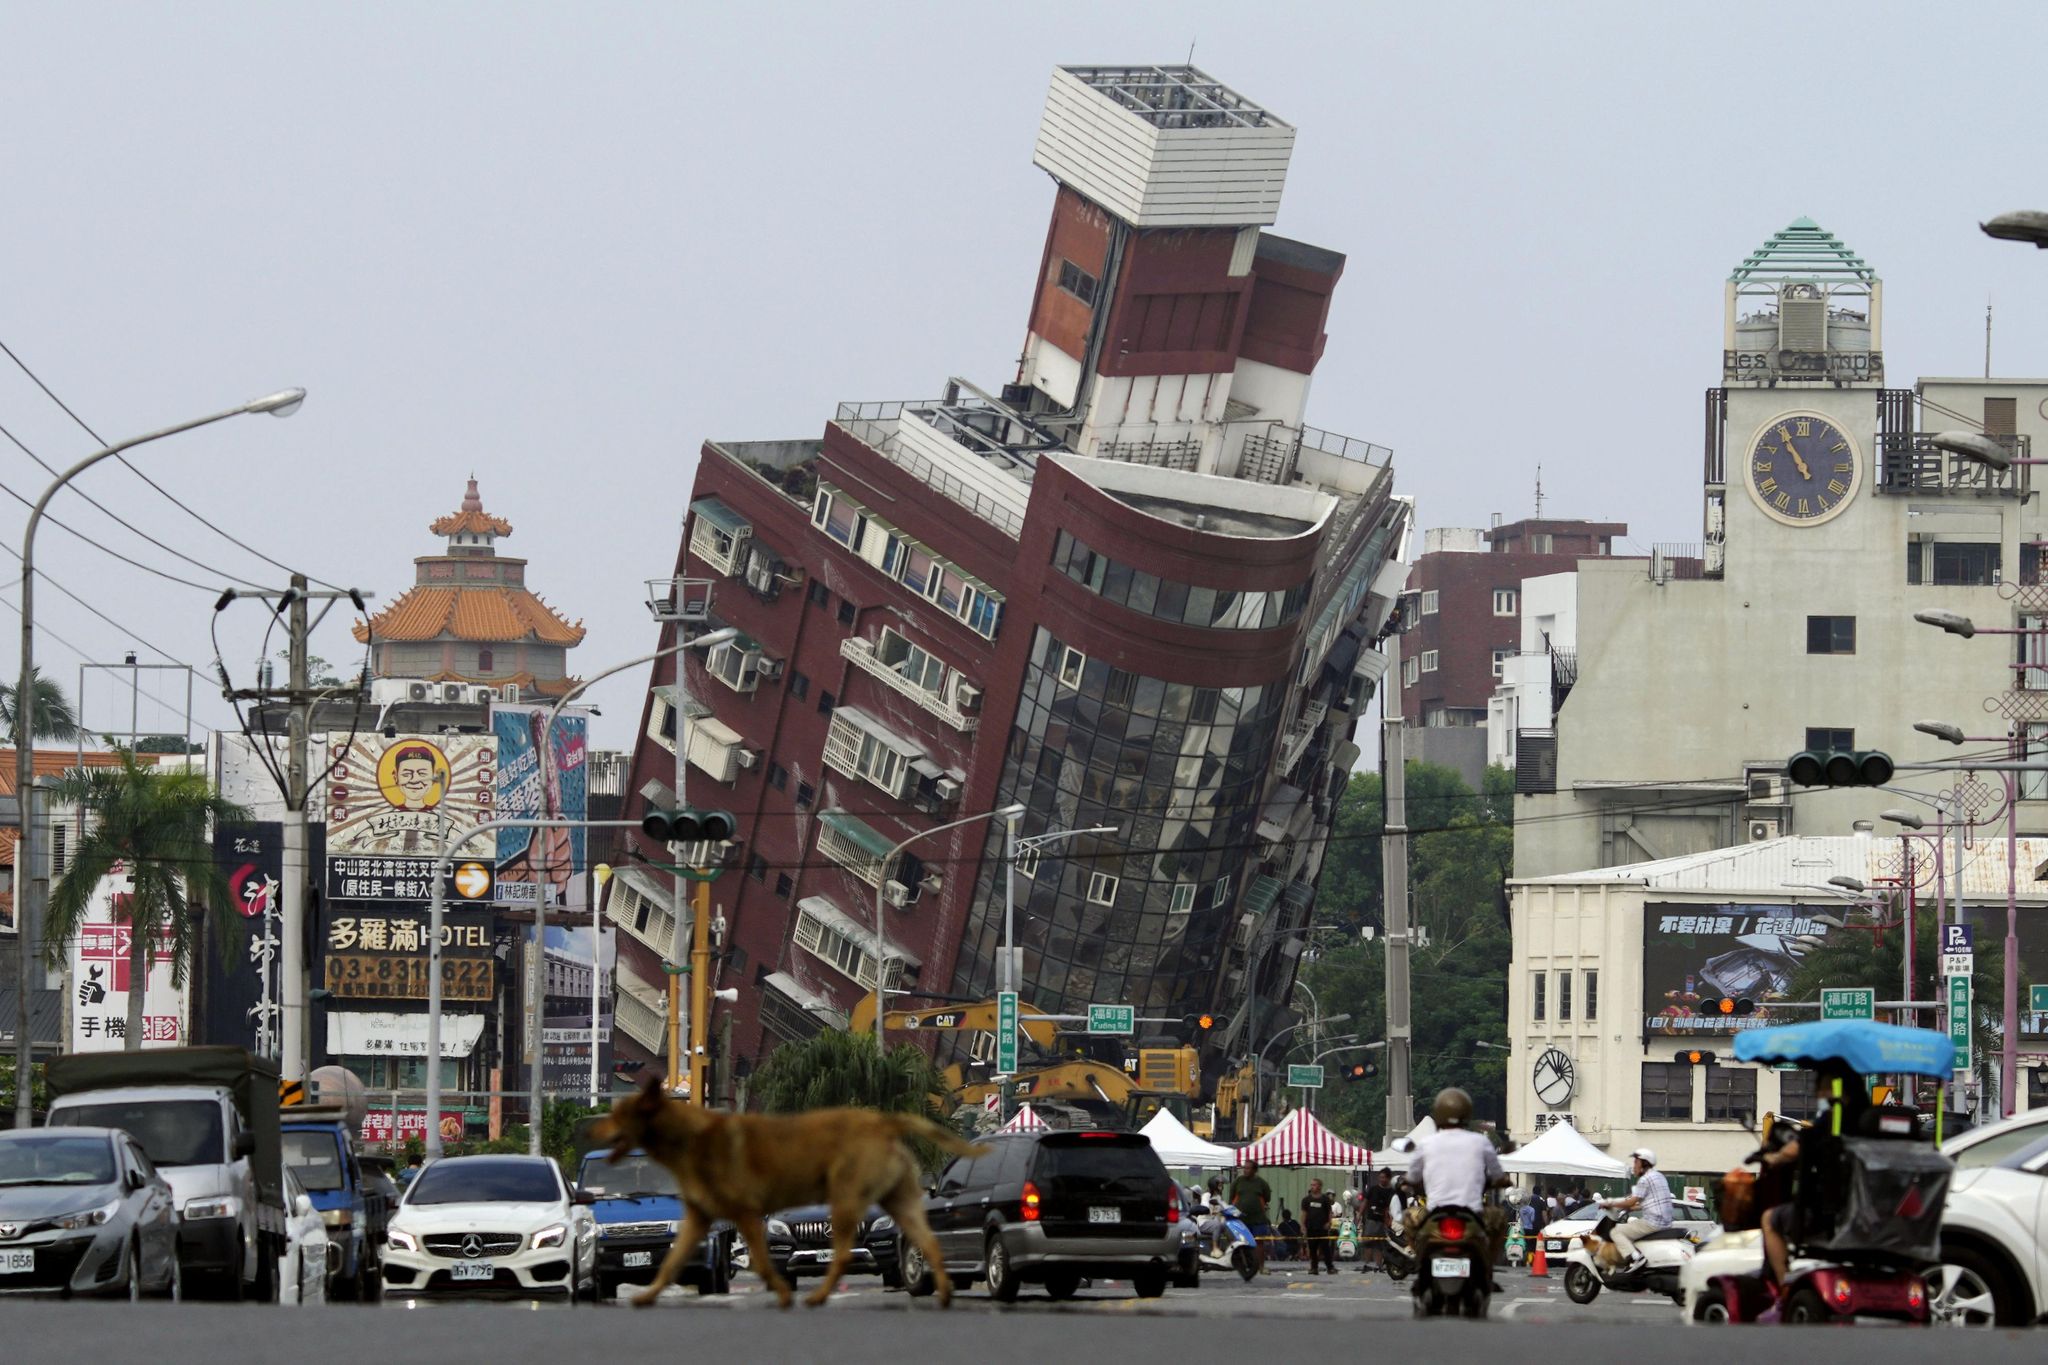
[641,807,738,844]
[1786,749,1894,788]
[1342,1061,1378,1083]
[1183,1013,1215,1041]
[1708,997,1755,1017]
[1678,1048,1717,1066]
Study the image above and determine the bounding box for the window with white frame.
[1421,650,1440,673]
[1493,588,1518,616]
[1086,872,1120,906]
[822,710,918,797]
[688,502,750,576]
[876,627,947,696]
[1211,875,1232,908]
[1492,648,1511,679]
[811,486,868,553]
[1420,589,1439,615]
[817,815,892,888]
[1058,646,1087,689]
[1015,846,1040,879]
[1168,883,1195,914]
[1403,656,1419,686]
[1528,532,1554,554]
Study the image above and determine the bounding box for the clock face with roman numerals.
[1534,1047,1576,1106]
[1746,411,1860,527]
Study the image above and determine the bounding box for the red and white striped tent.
[1000,1103,1051,1132]
[1237,1107,1387,1169]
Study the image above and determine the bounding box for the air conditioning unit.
[882,880,914,909]
[734,747,759,770]
[744,556,780,597]
[758,657,785,681]
[920,873,943,894]
[372,678,428,705]
[472,686,498,704]
[932,777,961,801]
[439,683,466,703]
[500,683,520,704]
[953,681,982,711]
[408,681,433,703]
[1749,816,1782,843]
[1747,773,1789,804]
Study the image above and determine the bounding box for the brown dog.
[587,1076,985,1309]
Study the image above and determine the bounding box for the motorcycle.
[1380,1214,1415,1281]
[1690,1019,1956,1326]
[1410,1205,1491,1319]
[1563,1214,1693,1305]
[1196,1203,1261,1282]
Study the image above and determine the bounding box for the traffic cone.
[1529,1234,1548,1277]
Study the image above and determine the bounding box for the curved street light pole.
[874,804,1025,1049]
[13,388,305,1127]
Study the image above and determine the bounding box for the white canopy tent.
[1498,1121,1629,1179]
[1138,1108,1237,1168]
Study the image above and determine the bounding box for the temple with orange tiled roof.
[353,477,585,698]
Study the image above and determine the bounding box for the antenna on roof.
[1186,38,1196,66]
[1986,298,1993,380]
[1534,464,1545,520]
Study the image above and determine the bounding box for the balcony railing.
[1550,648,1578,714]
[1276,700,1328,776]
[1300,425,1394,466]
[1648,544,1713,582]
[831,406,1027,538]
[1875,433,2030,498]
[839,637,978,731]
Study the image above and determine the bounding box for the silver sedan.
[0,1127,180,1299]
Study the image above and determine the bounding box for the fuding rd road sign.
[1820,988,1874,1021]
[1087,1004,1135,1035]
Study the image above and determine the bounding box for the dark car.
[281,1115,389,1300]
[576,1150,729,1299]
[900,1129,1181,1302]
[0,1128,180,1298]
[764,1204,901,1287]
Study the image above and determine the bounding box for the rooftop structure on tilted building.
[355,477,585,698]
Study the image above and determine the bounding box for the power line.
[0,339,348,594]
[0,420,269,591]
[0,593,194,720]
[0,451,222,592]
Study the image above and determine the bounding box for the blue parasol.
[1731,1019,1956,1077]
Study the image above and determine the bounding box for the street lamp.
[1981,211,2048,248]
[1251,1013,1353,1121]
[13,388,305,1128]
[873,804,1026,1048]
[1828,876,1869,895]
[1914,612,1976,640]
[1474,1040,1512,1052]
[1881,809,1925,830]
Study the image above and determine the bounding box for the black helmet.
[1431,1087,1474,1129]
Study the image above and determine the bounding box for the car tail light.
[1437,1216,1466,1242]
[1906,1279,1926,1311]
[1167,1190,1180,1224]
[1078,1132,1116,1139]
[1022,1181,1041,1222]
[1827,1273,1853,1311]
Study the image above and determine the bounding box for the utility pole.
[280,573,311,1083]
[1381,711,1413,1144]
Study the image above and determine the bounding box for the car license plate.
[0,1250,32,1275]
[1088,1206,1120,1224]
[1546,1239,1566,1253]
[1430,1257,1467,1279]
[623,1251,652,1268]
[450,1262,497,1282]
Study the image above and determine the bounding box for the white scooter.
[1562,1215,1695,1306]
[1195,1204,1262,1282]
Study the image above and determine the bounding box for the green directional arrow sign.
[2031,984,2048,1013]
[1820,988,1874,1021]
[1287,1064,1325,1089]
[1087,1004,1135,1036]
[996,992,1019,1075]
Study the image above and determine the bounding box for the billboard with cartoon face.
[324,732,496,859]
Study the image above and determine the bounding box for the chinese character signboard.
[492,705,588,908]
[317,902,495,1002]
[322,733,495,901]
[67,865,188,1052]
[199,822,286,1053]
[1641,903,1835,1036]
[360,1109,470,1146]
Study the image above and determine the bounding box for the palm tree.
[0,666,81,744]
[750,1029,951,1119]
[40,750,249,1049]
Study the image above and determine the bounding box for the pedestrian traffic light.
[1786,749,1894,788]
[641,807,738,844]
[1678,1049,1717,1066]
[1342,1061,1378,1082]
[1708,997,1755,1017]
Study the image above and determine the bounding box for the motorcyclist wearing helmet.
[1599,1147,1674,1272]
[1405,1089,1511,1289]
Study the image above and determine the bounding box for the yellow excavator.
[850,995,1202,1129]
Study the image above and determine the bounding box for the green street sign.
[1820,988,1875,1021]
[996,992,1020,1074]
[1087,1004,1135,1036]
[1948,975,1972,1072]
[2031,984,2048,1013]
[1287,1064,1326,1089]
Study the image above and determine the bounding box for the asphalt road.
[0,1263,2040,1362]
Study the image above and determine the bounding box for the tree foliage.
[39,751,249,1048]
[1301,762,1515,1144]
[750,1029,951,1121]
[0,667,80,744]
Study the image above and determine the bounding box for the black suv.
[900,1130,1181,1302]
[765,1204,902,1287]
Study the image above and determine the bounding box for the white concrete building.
[1515,218,2048,877]
[1487,571,1579,771]
[1509,834,2048,1176]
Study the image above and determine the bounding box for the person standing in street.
[1230,1159,1274,1271]
[1300,1177,1337,1273]
[1358,1169,1393,1272]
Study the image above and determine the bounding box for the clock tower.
[1706,218,1882,572]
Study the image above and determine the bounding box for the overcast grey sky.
[4,1,2043,752]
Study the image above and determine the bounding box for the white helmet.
[1631,1147,1656,1166]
